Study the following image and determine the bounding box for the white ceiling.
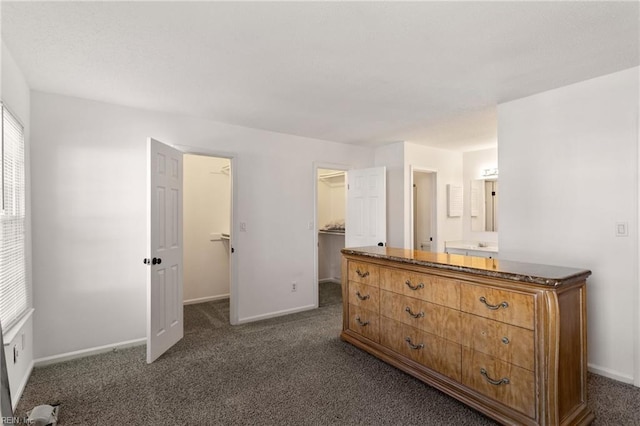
[1,1,638,151]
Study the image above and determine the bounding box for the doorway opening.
[183,154,232,306]
[484,180,498,232]
[314,165,348,308]
[411,169,437,251]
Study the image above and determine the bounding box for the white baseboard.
[319,278,341,284]
[11,360,34,410]
[588,363,635,385]
[34,338,146,367]
[237,304,316,324]
[183,294,230,305]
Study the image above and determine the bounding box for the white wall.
[29,91,374,359]
[183,154,230,303]
[404,143,464,252]
[462,147,499,244]
[1,41,34,410]
[317,172,331,229]
[499,67,639,383]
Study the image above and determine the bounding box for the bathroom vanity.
[445,240,498,258]
[340,246,593,425]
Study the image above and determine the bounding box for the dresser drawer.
[380,267,459,309]
[380,290,461,342]
[380,318,461,382]
[348,282,380,312]
[460,283,534,330]
[462,347,535,419]
[348,304,380,343]
[460,313,534,371]
[348,261,379,287]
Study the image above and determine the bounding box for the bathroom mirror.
[471,179,498,232]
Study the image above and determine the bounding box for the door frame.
[409,165,438,252]
[173,145,239,325]
[312,161,350,309]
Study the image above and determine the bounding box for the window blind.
[0,103,27,331]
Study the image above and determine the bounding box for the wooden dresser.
[341,246,593,426]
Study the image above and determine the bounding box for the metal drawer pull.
[501,336,510,345]
[355,316,369,327]
[355,269,370,278]
[480,368,510,385]
[405,280,425,291]
[405,337,424,350]
[479,296,509,310]
[355,291,370,301]
[405,306,425,318]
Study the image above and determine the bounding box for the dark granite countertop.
[341,246,591,287]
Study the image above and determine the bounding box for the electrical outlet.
[291,282,297,292]
[240,222,247,232]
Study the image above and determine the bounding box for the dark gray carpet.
[15,292,640,425]
[319,280,342,307]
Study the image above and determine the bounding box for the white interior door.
[146,137,183,363]
[345,166,386,248]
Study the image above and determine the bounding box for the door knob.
[152,257,162,265]
[143,258,151,265]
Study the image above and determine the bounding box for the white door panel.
[147,138,183,363]
[346,167,386,248]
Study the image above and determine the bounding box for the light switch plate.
[616,221,628,237]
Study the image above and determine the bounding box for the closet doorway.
[183,154,232,306]
[412,169,437,252]
[315,166,347,308]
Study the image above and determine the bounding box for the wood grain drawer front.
[380,290,461,343]
[402,323,462,382]
[379,267,432,299]
[348,282,380,312]
[462,347,536,419]
[380,318,461,382]
[348,261,379,286]
[380,268,460,309]
[460,283,534,330]
[460,313,534,371]
[348,304,380,343]
[379,316,407,355]
[433,277,461,310]
[380,290,428,329]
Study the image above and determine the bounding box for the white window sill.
[2,308,34,346]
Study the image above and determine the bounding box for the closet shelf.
[318,171,345,180]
